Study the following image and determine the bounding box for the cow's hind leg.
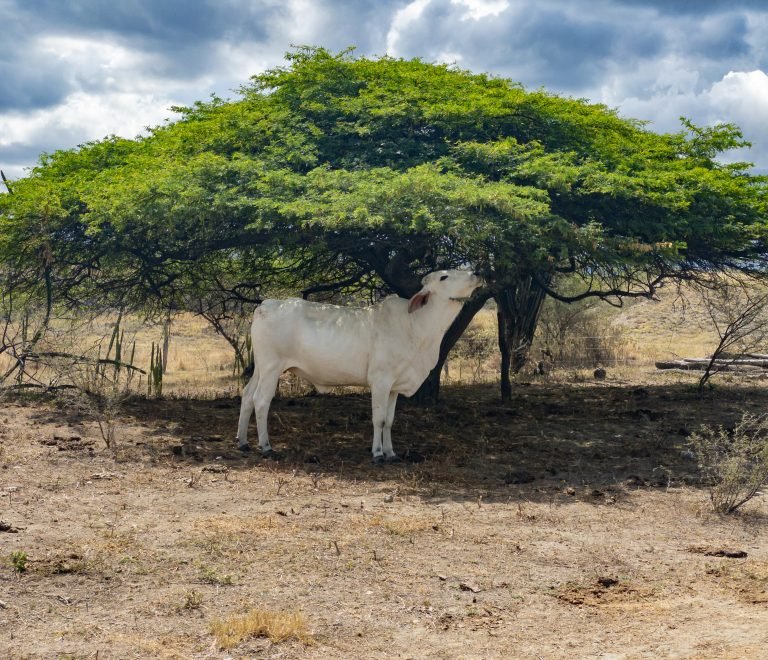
[252,366,282,457]
[236,366,259,451]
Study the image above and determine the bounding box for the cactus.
[148,341,163,397]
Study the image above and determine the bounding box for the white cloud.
[0,91,178,151]
[607,69,768,169]
[280,0,329,44]
[0,34,287,179]
[386,0,433,56]
[450,0,510,21]
[708,69,768,121]
[435,51,465,65]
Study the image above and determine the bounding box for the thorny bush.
[689,412,768,514]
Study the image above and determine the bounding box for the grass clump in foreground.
[689,412,768,514]
[210,608,315,649]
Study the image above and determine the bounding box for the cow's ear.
[408,291,430,313]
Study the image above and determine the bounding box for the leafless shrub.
[693,276,768,390]
[62,315,142,450]
[452,322,496,382]
[0,276,54,388]
[689,413,768,514]
[534,296,633,369]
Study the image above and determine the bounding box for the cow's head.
[408,269,483,313]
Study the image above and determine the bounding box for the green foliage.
[1,45,766,332]
[9,550,28,573]
[689,413,768,514]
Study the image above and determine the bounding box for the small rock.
[202,465,229,474]
[597,576,619,588]
[89,472,118,481]
[710,549,747,559]
[459,581,481,593]
[402,449,426,463]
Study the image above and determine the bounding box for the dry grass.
[367,514,436,536]
[209,608,315,649]
[3,286,768,657]
[2,380,768,657]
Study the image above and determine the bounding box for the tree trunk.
[161,312,172,374]
[497,304,512,401]
[495,276,548,399]
[411,291,493,405]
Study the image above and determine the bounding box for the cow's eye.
[440,275,449,281]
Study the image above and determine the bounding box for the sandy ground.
[1,376,767,659]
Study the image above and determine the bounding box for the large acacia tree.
[2,47,767,398]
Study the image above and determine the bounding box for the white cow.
[236,269,483,463]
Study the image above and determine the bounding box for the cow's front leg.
[370,383,392,464]
[382,392,399,462]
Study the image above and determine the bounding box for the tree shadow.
[43,379,762,505]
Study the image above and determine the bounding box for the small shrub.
[689,413,768,514]
[210,608,314,649]
[9,550,28,573]
[199,566,233,585]
[453,322,496,383]
[181,589,203,611]
[534,293,634,369]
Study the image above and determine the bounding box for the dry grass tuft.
[190,515,279,557]
[192,515,278,537]
[368,514,435,536]
[707,559,768,605]
[210,608,315,649]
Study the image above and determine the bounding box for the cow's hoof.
[384,455,402,464]
[261,449,281,460]
[238,443,251,454]
[372,455,386,466]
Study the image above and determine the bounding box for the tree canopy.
[2,47,767,395]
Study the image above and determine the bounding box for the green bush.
[9,550,28,573]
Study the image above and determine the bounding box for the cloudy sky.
[2,0,768,181]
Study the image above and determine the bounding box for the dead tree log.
[656,359,766,371]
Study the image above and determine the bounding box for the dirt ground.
[1,373,768,659]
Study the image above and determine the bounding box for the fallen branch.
[0,383,79,392]
[24,351,147,374]
[656,359,764,372]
